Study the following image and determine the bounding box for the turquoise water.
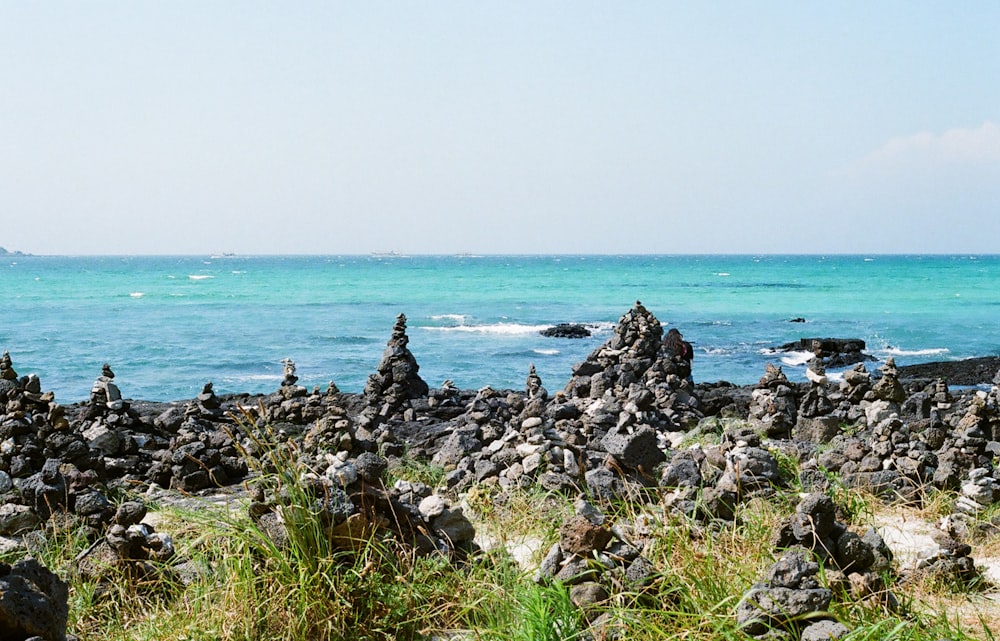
[2,254,998,402]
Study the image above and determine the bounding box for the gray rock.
[585,468,619,501]
[766,548,821,589]
[536,542,563,581]
[792,493,838,541]
[601,426,665,472]
[353,452,388,483]
[660,454,702,488]
[794,416,841,443]
[431,507,475,544]
[554,556,598,585]
[624,555,655,588]
[736,586,832,636]
[569,581,609,609]
[800,620,850,641]
[431,432,482,467]
[0,504,41,536]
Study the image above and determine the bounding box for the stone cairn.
[362,313,429,426]
[564,301,663,400]
[748,363,798,439]
[76,499,177,587]
[246,445,477,560]
[738,492,894,640]
[535,500,656,624]
[794,349,838,443]
[145,382,249,493]
[897,514,981,588]
[0,355,107,539]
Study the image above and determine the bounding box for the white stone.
[521,417,543,429]
[876,516,942,571]
[955,496,984,514]
[865,400,896,425]
[325,460,357,487]
[968,467,990,481]
[961,482,993,506]
[83,424,122,456]
[418,495,447,519]
[522,453,542,474]
[805,368,827,385]
[516,443,543,457]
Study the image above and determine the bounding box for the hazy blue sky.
[2,2,998,255]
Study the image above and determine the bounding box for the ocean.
[2,254,998,403]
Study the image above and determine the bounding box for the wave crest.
[423,323,554,336]
[881,347,950,357]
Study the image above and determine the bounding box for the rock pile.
[535,500,655,619]
[76,500,176,584]
[738,492,895,639]
[736,548,843,640]
[771,493,893,600]
[3,300,1000,638]
[362,313,429,425]
[246,448,476,559]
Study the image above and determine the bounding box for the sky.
[2,2,998,255]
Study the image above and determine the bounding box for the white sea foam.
[430,314,468,322]
[229,374,283,382]
[189,274,214,280]
[533,349,560,356]
[882,347,950,357]
[778,350,815,367]
[715,272,731,277]
[130,292,144,298]
[423,323,553,336]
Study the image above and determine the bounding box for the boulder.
[0,559,69,641]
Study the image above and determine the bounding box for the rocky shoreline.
[2,303,999,640]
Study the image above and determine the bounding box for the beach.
[2,299,1000,639]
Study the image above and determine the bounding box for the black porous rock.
[540,324,592,339]
[0,558,69,641]
[777,338,873,368]
[736,548,832,638]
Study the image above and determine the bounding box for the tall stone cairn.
[364,313,429,412]
[564,301,663,399]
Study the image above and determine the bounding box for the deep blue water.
[2,254,998,402]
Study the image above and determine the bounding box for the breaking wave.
[423,323,553,336]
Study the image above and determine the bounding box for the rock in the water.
[540,324,592,339]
